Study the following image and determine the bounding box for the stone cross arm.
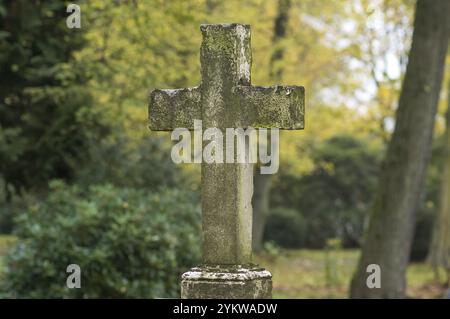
[235,85,304,129]
[149,84,304,130]
[149,87,201,131]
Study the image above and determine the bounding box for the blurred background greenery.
[0,0,449,298]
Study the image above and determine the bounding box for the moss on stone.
[148,23,306,299]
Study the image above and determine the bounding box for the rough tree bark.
[350,0,449,298]
[428,78,450,284]
[252,0,291,252]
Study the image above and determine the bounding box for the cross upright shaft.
[200,24,253,265]
[149,24,305,266]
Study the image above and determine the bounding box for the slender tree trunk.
[428,78,450,284]
[350,0,449,298]
[252,170,273,251]
[252,0,290,252]
[270,0,291,80]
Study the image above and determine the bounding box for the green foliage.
[271,135,382,248]
[76,133,183,190]
[0,200,17,234]
[0,234,16,257]
[264,207,306,248]
[0,0,104,194]
[1,181,201,298]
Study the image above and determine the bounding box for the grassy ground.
[0,235,446,298]
[254,248,447,299]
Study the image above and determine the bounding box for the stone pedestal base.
[181,265,272,299]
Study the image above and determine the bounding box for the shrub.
[263,208,306,248]
[1,181,201,298]
[271,135,382,248]
[77,134,184,191]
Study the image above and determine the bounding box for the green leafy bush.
[1,181,201,298]
[76,134,183,191]
[271,135,382,248]
[264,208,306,248]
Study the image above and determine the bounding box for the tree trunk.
[350,0,449,298]
[252,169,273,251]
[428,79,450,284]
[252,0,290,252]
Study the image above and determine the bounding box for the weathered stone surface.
[199,24,254,266]
[236,85,305,129]
[181,266,272,299]
[149,87,201,131]
[149,84,305,130]
[202,162,253,265]
[148,23,305,299]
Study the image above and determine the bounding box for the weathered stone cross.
[149,24,304,298]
